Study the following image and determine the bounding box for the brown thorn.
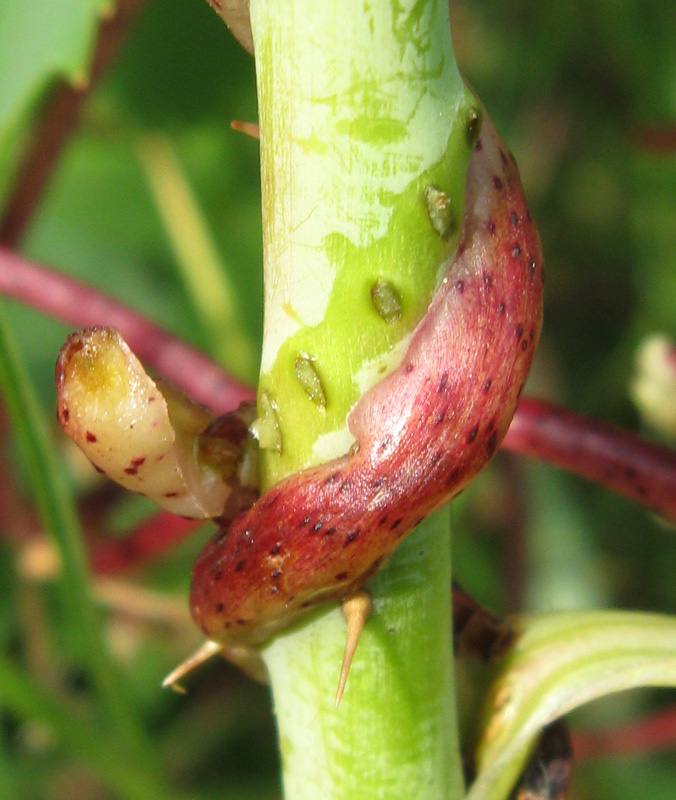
[162,640,224,693]
[230,120,260,140]
[335,590,372,709]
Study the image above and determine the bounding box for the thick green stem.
[250,0,473,796]
[263,508,461,799]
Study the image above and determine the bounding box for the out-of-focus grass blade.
[137,134,257,381]
[468,609,676,800]
[0,653,198,800]
[0,302,171,792]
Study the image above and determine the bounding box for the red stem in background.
[504,397,676,523]
[90,513,204,574]
[0,247,252,412]
[2,248,676,525]
[573,705,676,761]
[0,0,147,248]
[632,124,676,155]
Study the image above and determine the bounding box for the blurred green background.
[1,0,675,797]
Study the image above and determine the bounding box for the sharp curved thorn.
[162,639,224,693]
[335,591,373,709]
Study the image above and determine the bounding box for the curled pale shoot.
[56,327,256,520]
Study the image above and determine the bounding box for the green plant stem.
[249,0,474,796]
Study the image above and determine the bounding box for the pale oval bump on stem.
[370,278,403,324]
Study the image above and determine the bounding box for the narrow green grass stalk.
[0,654,196,800]
[248,0,474,796]
[137,134,257,381]
[0,303,164,785]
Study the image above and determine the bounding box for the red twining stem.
[572,704,676,760]
[504,397,676,523]
[90,513,204,575]
[2,248,676,525]
[0,246,252,412]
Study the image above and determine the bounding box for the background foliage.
[0,0,675,797]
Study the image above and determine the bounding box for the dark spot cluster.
[467,426,479,443]
[438,372,449,393]
[483,271,493,290]
[124,456,146,476]
[492,176,503,191]
[446,467,462,488]
[455,280,465,293]
[483,378,492,392]
[512,244,522,259]
[509,210,519,226]
[235,559,246,572]
[335,572,349,582]
[486,431,499,458]
[345,529,361,545]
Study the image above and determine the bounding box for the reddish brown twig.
[504,397,676,524]
[632,125,676,155]
[0,0,146,247]
[573,705,676,761]
[0,247,253,412]
[3,250,676,526]
[90,512,204,575]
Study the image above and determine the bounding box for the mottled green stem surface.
[250,0,475,797]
